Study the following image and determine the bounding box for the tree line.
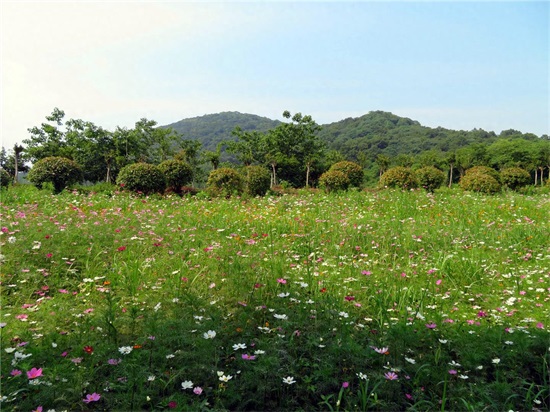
[1,108,549,188]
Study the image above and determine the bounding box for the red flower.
[168,401,177,409]
[83,346,93,354]
[117,246,126,252]
[320,288,327,293]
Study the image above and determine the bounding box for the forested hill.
[163,111,544,157]
[164,111,280,149]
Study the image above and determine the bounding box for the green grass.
[1,185,549,411]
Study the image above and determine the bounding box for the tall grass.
[1,185,548,411]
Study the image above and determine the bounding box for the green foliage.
[328,160,364,187]
[158,159,193,192]
[379,166,419,190]
[318,169,350,192]
[0,167,11,187]
[27,156,82,193]
[465,165,501,182]
[415,166,446,192]
[459,172,502,194]
[206,167,244,197]
[242,165,271,196]
[116,162,166,194]
[500,167,531,190]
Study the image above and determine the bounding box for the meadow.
[0,185,549,411]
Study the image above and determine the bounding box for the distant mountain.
[162,110,542,163]
[163,111,280,152]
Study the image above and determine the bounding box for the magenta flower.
[32,407,43,412]
[277,278,287,284]
[342,381,349,388]
[384,371,399,380]
[27,367,43,379]
[10,369,22,376]
[83,393,101,403]
[448,369,457,375]
[241,353,256,360]
[425,323,437,329]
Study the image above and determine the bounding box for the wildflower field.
[1,185,549,411]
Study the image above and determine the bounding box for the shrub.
[416,166,446,192]
[27,156,82,194]
[0,168,11,188]
[116,163,166,194]
[329,161,364,187]
[242,165,271,197]
[318,170,350,193]
[206,167,244,198]
[465,166,500,183]
[158,160,193,193]
[500,167,531,190]
[379,167,419,190]
[459,172,501,194]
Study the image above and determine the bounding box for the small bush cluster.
[319,170,350,192]
[465,166,501,183]
[328,161,364,187]
[242,165,271,197]
[0,168,11,187]
[158,159,193,193]
[379,167,419,190]
[459,172,501,194]
[500,167,530,190]
[415,166,446,192]
[27,156,82,194]
[206,167,244,198]
[116,163,166,194]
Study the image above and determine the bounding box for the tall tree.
[23,108,70,162]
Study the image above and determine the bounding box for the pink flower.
[277,278,287,284]
[193,387,203,395]
[373,346,389,354]
[436,279,442,285]
[10,369,22,376]
[32,407,43,412]
[83,393,101,403]
[448,369,457,375]
[27,367,43,379]
[536,322,544,329]
[361,270,371,276]
[384,371,398,380]
[425,323,437,329]
[342,381,349,388]
[241,353,256,360]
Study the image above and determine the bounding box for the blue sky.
[1,1,548,150]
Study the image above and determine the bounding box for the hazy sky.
[1,1,548,150]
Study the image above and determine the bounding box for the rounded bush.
[206,167,244,198]
[27,156,82,194]
[116,163,166,194]
[459,172,501,194]
[379,167,419,190]
[319,170,350,193]
[465,166,500,183]
[329,161,364,187]
[242,165,270,196]
[416,166,446,192]
[500,167,530,190]
[0,168,11,188]
[158,159,193,192]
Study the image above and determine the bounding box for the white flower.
[438,339,448,344]
[306,299,315,304]
[118,346,133,355]
[5,347,16,353]
[153,302,161,312]
[203,330,216,339]
[181,380,193,389]
[405,357,416,364]
[357,372,368,380]
[504,341,514,345]
[492,358,501,364]
[282,376,296,384]
[278,292,290,298]
[254,350,265,355]
[459,375,469,379]
[32,241,41,250]
[8,236,16,244]
[219,374,232,382]
[232,343,246,351]
[217,371,224,377]
[273,314,288,320]
[339,312,349,318]
[166,354,175,359]
[148,375,156,381]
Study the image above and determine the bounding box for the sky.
[1,0,548,150]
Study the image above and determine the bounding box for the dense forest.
[2,108,549,188]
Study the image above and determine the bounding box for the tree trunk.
[448,164,454,188]
[271,163,277,187]
[305,163,311,188]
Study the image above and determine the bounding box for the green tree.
[226,127,266,166]
[486,139,535,170]
[375,154,391,178]
[23,108,70,162]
